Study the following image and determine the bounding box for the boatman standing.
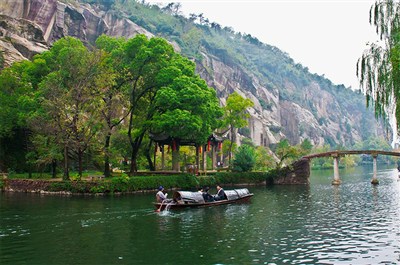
[156,186,168,203]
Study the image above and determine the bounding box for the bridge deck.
[303,150,400,159]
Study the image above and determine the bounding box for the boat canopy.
[225,188,251,200]
[173,188,251,203]
[173,191,205,203]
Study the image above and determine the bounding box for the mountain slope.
[0,0,383,148]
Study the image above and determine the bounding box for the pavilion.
[149,131,228,173]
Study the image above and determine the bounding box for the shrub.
[43,172,273,194]
[232,144,256,172]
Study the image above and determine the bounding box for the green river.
[1,166,400,264]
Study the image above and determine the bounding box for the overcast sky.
[146,0,379,90]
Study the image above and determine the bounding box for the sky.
[146,0,379,90]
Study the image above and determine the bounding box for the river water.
[1,166,400,265]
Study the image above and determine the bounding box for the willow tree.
[357,0,400,133]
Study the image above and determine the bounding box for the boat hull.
[154,191,253,211]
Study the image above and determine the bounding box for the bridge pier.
[303,149,400,185]
[371,154,379,185]
[332,155,341,185]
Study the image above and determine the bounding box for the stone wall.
[273,158,310,185]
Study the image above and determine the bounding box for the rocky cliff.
[0,0,381,148]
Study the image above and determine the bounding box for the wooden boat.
[154,188,253,211]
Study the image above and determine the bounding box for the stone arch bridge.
[304,150,400,184]
[282,150,400,185]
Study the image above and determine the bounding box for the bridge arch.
[302,150,400,185]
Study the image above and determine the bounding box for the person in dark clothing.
[214,185,227,201]
[202,186,214,202]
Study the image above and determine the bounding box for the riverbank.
[0,172,270,195]
[0,159,311,195]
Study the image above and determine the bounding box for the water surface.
[1,166,399,264]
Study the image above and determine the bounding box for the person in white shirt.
[156,186,168,203]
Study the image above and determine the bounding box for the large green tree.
[150,59,223,171]
[0,61,38,173]
[122,35,176,174]
[95,35,131,177]
[357,0,400,129]
[31,37,105,179]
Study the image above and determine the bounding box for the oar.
[155,200,165,212]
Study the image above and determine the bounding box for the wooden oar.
[155,200,165,212]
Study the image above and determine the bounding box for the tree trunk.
[0,138,5,172]
[51,159,57,178]
[145,140,155,171]
[104,131,112,178]
[78,148,83,178]
[129,132,145,175]
[195,145,200,171]
[172,149,180,172]
[228,127,235,167]
[202,144,207,172]
[63,144,70,180]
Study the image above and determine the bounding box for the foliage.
[0,61,37,137]
[300,138,313,154]
[238,127,251,138]
[37,171,274,194]
[274,139,303,168]
[254,146,276,171]
[357,0,400,129]
[26,37,107,179]
[232,144,256,172]
[151,68,223,144]
[223,92,254,166]
[223,92,254,130]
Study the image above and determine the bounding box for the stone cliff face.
[196,51,370,148]
[0,0,153,67]
[0,0,379,148]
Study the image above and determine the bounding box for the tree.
[254,146,275,171]
[95,35,131,177]
[300,138,313,155]
[122,35,177,174]
[223,92,254,167]
[275,139,302,169]
[32,37,105,179]
[0,61,35,137]
[0,60,40,173]
[232,144,256,172]
[151,60,223,170]
[357,0,400,130]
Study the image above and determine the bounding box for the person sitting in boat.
[156,186,168,203]
[203,186,214,202]
[214,185,227,201]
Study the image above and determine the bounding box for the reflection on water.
[1,166,400,264]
